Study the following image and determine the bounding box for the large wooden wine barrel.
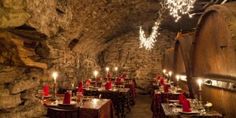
[192,2,236,118]
[174,32,194,75]
[162,48,174,71]
[192,2,236,78]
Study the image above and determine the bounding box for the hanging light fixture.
[139,20,161,50]
[139,0,196,50]
[165,0,196,22]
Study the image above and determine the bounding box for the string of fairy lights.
[139,0,228,50]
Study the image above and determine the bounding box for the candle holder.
[105,67,109,75]
[52,71,58,100]
[114,67,118,77]
[52,83,57,100]
[198,90,202,102]
[197,79,203,101]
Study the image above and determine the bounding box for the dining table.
[151,88,183,118]
[161,103,223,118]
[43,96,113,118]
[92,78,136,105]
[84,87,131,118]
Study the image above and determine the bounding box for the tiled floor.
[126,94,152,118]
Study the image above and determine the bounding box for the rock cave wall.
[0,0,176,117]
[98,30,175,88]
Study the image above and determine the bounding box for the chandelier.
[166,0,196,22]
[139,0,196,50]
[139,21,161,50]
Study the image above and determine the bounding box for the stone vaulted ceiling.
[0,0,218,82]
[0,0,201,54]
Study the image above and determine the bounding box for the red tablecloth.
[45,98,113,118]
[151,90,180,118]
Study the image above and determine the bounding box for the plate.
[36,94,52,98]
[179,111,199,114]
[46,102,58,107]
[169,100,179,103]
[58,101,77,107]
[44,95,52,98]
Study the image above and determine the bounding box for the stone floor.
[126,94,153,118]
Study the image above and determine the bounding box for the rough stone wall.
[0,66,46,118]
[0,0,176,117]
[23,0,101,84]
[0,30,47,117]
[99,30,175,88]
[25,0,73,37]
[0,0,30,28]
[21,0,162,82]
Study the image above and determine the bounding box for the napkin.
[43,84,49,96]
[155,74,161,80]
[96,77,102,82]
[178,93,186,104]
[164,84,170,93]
[63,91,71,104]
[120,73,127,79]
[182,99,191,112]
[159,77,165,86]
[77,81,83,93]
[115,77,124,85]
[105,81,112,90]
[85,79,91,87]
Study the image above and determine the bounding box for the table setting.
[43,91,113,118]
[162,98,222,118]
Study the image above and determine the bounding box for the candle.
[52,71,58,83]
[175,74,180,88]
[168,71,172,77]
[197,79,203,91]
[162,69,166,74]
[114,67,118,72]
[52,71,58,99]
[93,70,98,78]
[175,74,180,82]
[105,67,110,73]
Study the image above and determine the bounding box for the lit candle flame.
[114,67,118,71]
[168,71,172,77]
[52,71,58,83]
[175,74,180,81]
[197,79,203,91]
[162,69,166,74]
[93,70,98,78]
[105,67,110,72]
